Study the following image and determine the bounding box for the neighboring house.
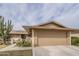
[71,30,79,37]
[10,31,29,44]
[23,21,75,46]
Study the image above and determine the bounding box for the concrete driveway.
[33,46,79,56]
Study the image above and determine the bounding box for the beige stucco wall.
[10,34,30,44]
[11,34,21,39]
[33,29,70,46]
[10,34,21,44]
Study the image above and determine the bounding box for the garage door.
[35,29,68,46]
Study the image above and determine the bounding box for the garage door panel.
[38,39,67,46]
[35,29,67,46]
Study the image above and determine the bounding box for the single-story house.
[10,31,30,44]
[23,21,77,46]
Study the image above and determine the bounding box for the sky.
[0,3,79,30]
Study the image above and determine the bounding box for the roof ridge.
[36,20,68,28]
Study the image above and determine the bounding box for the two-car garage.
[34,29,69,46]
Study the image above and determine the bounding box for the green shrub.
[76,43,79,46]
[71,37,79,46]
[16,40,31,47]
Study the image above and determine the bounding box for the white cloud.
[0,3,79,30]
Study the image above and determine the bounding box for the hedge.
[71,37,79,46]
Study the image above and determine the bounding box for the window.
[21,34,26,39]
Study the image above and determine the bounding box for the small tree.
[0,16,13,44]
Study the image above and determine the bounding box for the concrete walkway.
[33,46,79,56]
[0,44,32,51]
